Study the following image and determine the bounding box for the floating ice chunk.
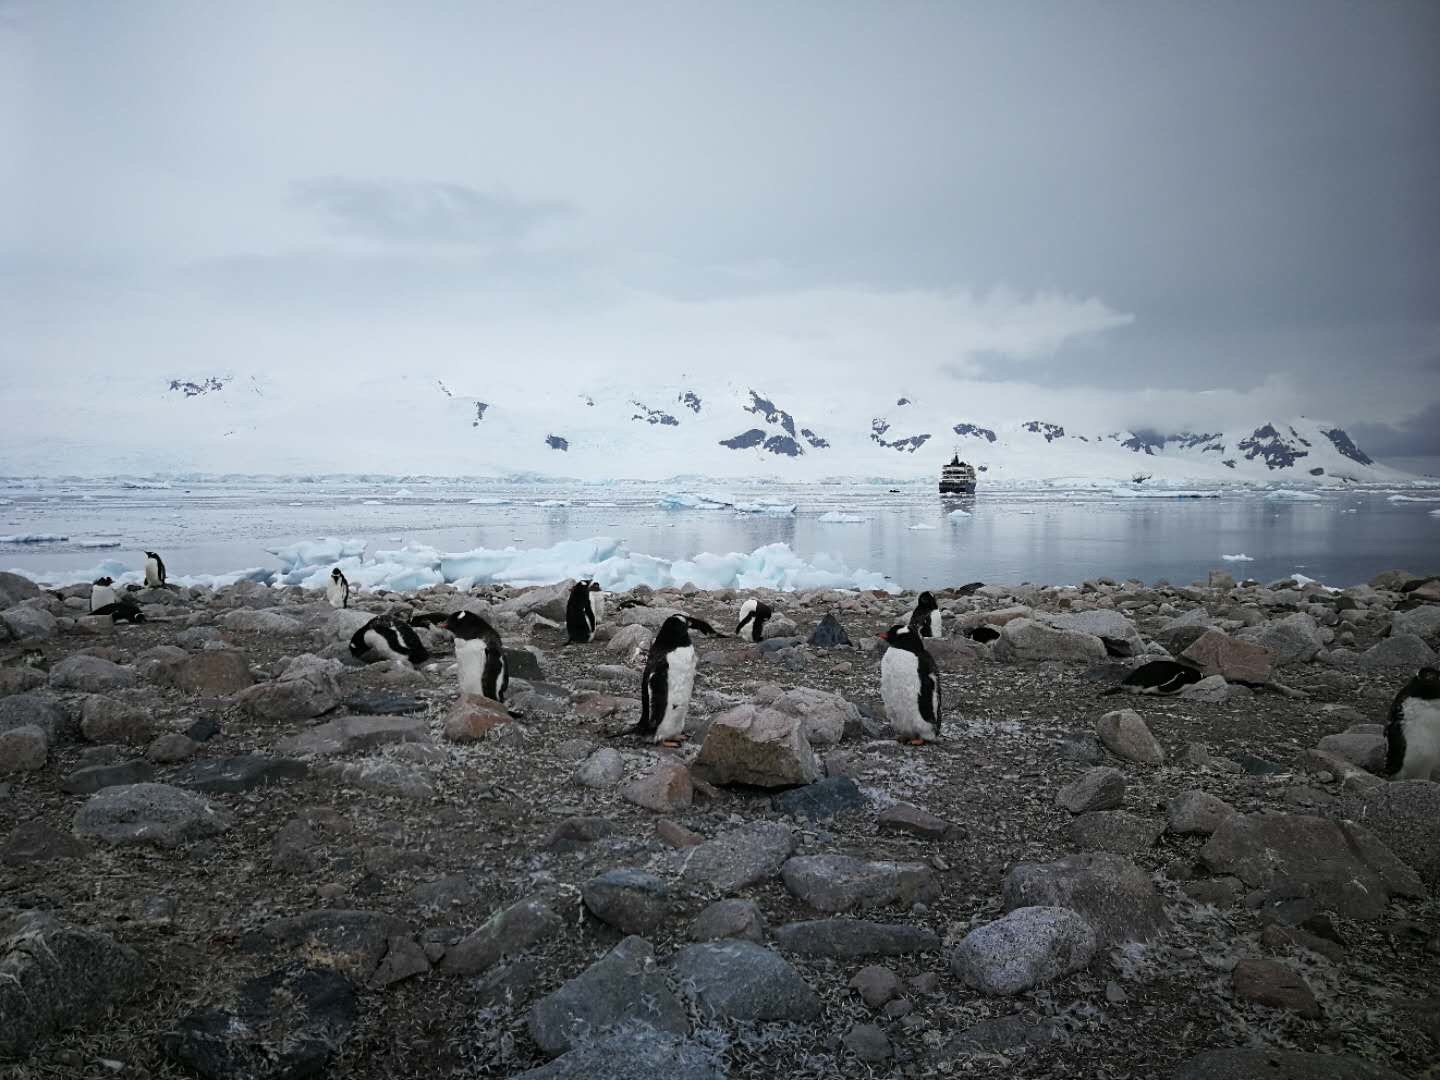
[658,492,730,510]
[266,537,367,572]
[1431,508,1440,517]
[1265,490,1322,501]
[467,496,509,505]
[76,540,123,549]
[908,523,937,530]
[587,501,620,508]
[120,479,171,489]
[733,503,796,515]
[361,499,383,505]
[0,499,12,506]
[818,511,866,524]
[1108,488,1219,499]
[534,499,570,507]
[1221,553,1254,562]
[947,508,972,519]
[0,534,68,543]
[1389,494,1440,503]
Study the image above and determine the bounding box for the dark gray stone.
[666,821,795,893]
[672,939,820,1021]
[174,754,309,793]
[0,691,67,743]
[782,854,937,913]
[2,821,90,866]
[239,910,408,982]
[1171,1049,1407,1080]
[689,898,767,943]
[583,869,670,935]
[770,775,865,820]
[807,613,853,648]
[1001,852,1169,948]
[949,906,1098,995]
[440,895,563,975]
[514,1029,725,1080]
[61,759,155,794]
[774,919,940,957]
[184,716,221,742]
[344,690,427,715]
[1067,810,1164,854]
[73,782,233,848]
[48,654,135,692]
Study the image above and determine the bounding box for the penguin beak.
[875,633,889,642]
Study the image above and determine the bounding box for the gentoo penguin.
[443,610,508,702]
[736,598,774,642]
[966,625,1000,644]
[1101,659,1203,696]
[326,567,350,609]
[143,551,167,588]
[90,576,119,612]
[1386,667,1440,780]
[565,580,603,644]
[879,623,942,745]
[907,591,943,639]
[636,614,700,746]
[349,615,430,668]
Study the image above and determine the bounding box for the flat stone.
[843,1023,892,1063]
[1067,810,1164,854]
[238,669,342,722]
[622,759,694,812]
[672,940,821,1021]
[276,714,430,757]
[666,821,795,893]
[656,818,704,848]
[346,690,426,715]
[1058,733,1107,764]
[440,895,563,975]
[1236,612,1323,667]
[0,724,47,772]
[942,1014,1057,1055]
[993,618,1106,663]
[240,910,408,981]
[950,906,1098,995]
[369,935,430,989]
[782,854,937,913]
[1001,852,1169,948]
[877,801,954,839]
[1316,732,1387,774]
[73,782,233,848]
[1097,709,1164,765]
[512,1028,724,1080]
[766,685,858,746]
[1230,957,1320,1017]
[329,757,434,800]
[157,650,255,694]
[770,775,865,820]
[849,965,902,1008]
[443,696,512,742]
[61,759,155,794]
[1341,781,1440,885]
[1167,791,1237,835]
[527,936,687,1058]
[689,898,766,943]
[1,821,90,866]
[79,696,153,745]
[1180,629,1274,683]
[774,919,940,958]
[1056,767,1126,813]
[1360,633,1437,671]
[48,654,135,691]
[542,816,619,852]
[174,754,309,793]
[0,910,144,1057]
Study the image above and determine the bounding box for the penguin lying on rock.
[350,616,429,669]
[1101,659,1203,696]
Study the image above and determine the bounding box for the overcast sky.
[3,1,1438,466]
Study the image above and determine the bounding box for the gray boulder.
[1166,791,1237,835]
[1236,612,1323,666]
[1097,709,1164,765]
[1392,604,1440,642]
[774,919,940,957]
[671,940,820,1021]
[238,667,342,721]
[329,758,434,800]
[440,896,563,975]
[1200,812,1424,919]
[155,650,255,694]
[527,937,687,1058]
[48,654,135,692]
[1056,767,1126,813]
[1042,610,1145,657]
[688,899,766,943]
[1001,852,1169,947]
[583,869,670,935]
[1360,633,1437,671]
[513,1029,724,1080]
[0,692,68,742]
[174,754,309,793]
[1316,731,1387,774]
[1180,629,1274,683]
[1341,781,1440,885]
[949,906,1098,995]
[993,618,1106,663]
[1,605,57,641]
[693,704,820,788]
[497,581,574,623]
[274,714,429,757]
[73,782,233,848]
[0,910,144,1057]
[0,571,43,608]
[575,747,626,789]
[220,608,305,634]
[0,724,47,772]
[1067,811,1163,854]
[765,686,858,747]
[781,854,937,913]
[239,910,408,982]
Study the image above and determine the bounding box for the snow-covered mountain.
[0,369,1413,483]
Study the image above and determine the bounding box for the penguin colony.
[70,554,1440,777]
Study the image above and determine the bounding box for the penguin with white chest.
[1101,659,1202,696]
[1386,667,1440,780]
[735,598,774,642]
[443,610,508,702]
[326,567,350,609]
[635,614,703,746]
[143,551,167,588]
[349,616,430,669]
[907,591,944,639]
[879,623,942,744]
[90,576,119,612]
[565,580,604,644]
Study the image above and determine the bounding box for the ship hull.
[939,480,976,495]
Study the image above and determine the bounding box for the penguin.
[143,551,167,588]
[349,615,430,668]
[635,614,701,746]
[1101,659,1203,696]
[443,610,508,703]
[956,582,985,596]
[966,625,1000,644]
[326,567,350,609]
[90,594,146,624]
[879,623,942,744]
[907,591,943,639]
[1385,667,1440,780]
[90,576,119,612]
[735,598,774,642]
[565,580,602,644]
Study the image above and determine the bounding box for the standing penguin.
[349,615,430,669]
[907,591,943,638]
[144,551,167,587]
[90,576,119,612]
[443,610,508,703]
[326,567,350,609]
[635,614,699,746]
[565,580,603,643]
[879,623,942,745]
[735,598,774,642]
[1386,667,1440,780]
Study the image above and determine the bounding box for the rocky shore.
[1,565,1438,1079]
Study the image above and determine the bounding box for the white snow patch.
[467,496,509,505]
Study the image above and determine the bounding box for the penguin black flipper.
[1386,683,1409,776]
[484,640,509,702]
[395,620,429,664]
[348,623,372,659]
[155,552,167,585]
[636,654,669,738]
[918,651,942,738]
[684,616,722,637]
[736,611,756,638]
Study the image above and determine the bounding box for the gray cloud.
[292,179,572,249]
[1350,400,1440,458]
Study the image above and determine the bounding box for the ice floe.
[1221,553,1254,562]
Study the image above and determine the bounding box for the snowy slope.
[0,368,1414,483]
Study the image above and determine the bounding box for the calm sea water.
[2,477,1437,590]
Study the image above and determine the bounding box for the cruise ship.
[939,453,978,495]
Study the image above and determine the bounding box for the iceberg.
[818,511,866,524]
[266,537,367,573]
[1221,553,1254,562]
[658,492,730,511]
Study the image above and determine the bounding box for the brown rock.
[443,697,511,743]
[877,802,954,839]
[79,697,153,746]
[656,818,704,848]
[1180,629,1274,684]
[693,704,820,788]
[621,759,693,812]
[159,650,255,694]
[1231,958,1320,1017]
